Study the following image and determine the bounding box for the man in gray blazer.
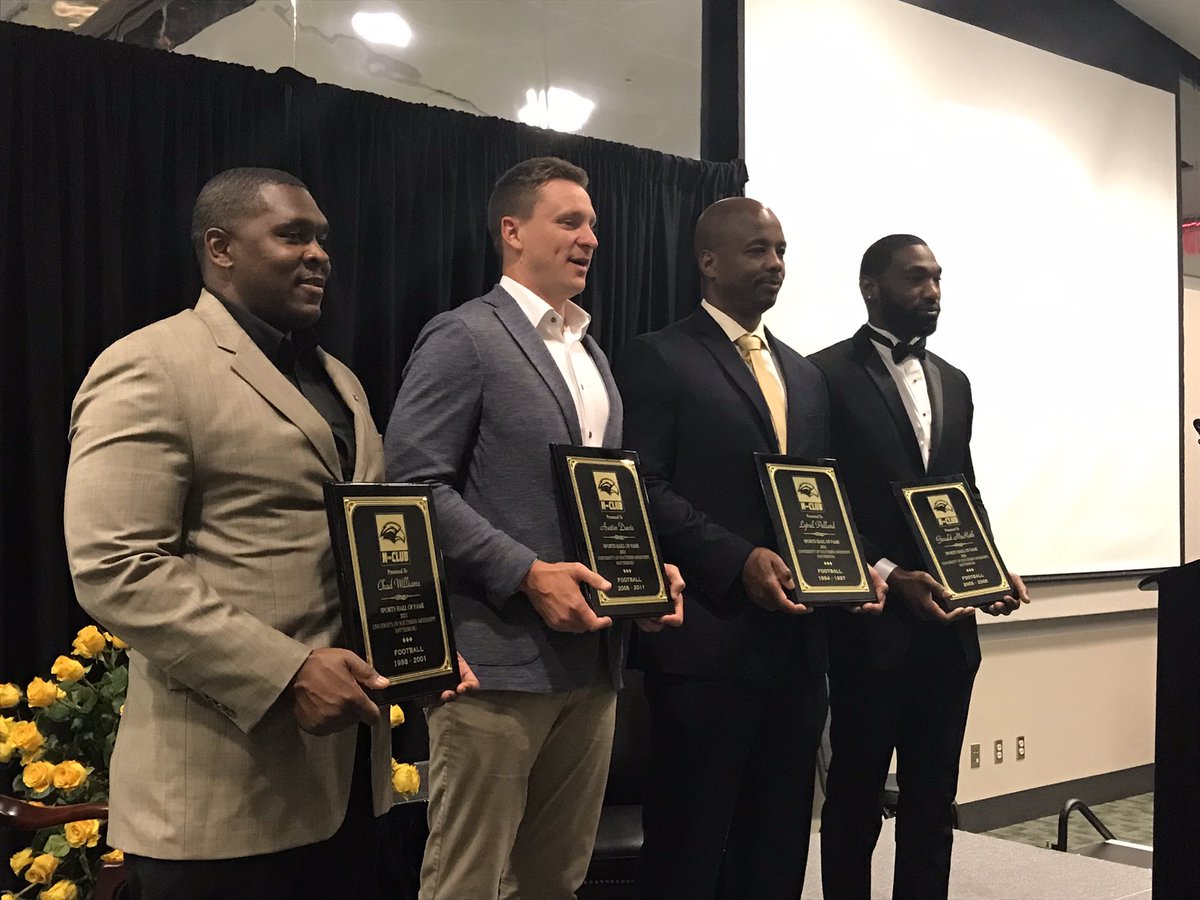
[385,157,682,899]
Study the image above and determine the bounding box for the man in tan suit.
[63,168,468,899]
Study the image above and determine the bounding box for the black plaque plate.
[324,483,459,702]
[550,445,673,618]
[755,455,874,604]
[892,476,1011,609]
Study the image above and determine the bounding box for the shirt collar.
[701,298,769,345]
[501,275,591,341]
[214,294,320,364]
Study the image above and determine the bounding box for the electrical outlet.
[1016,735,1026,760]
[970,743,980,768]
[994,739,1004,763]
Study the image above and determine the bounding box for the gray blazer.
[384,285,625,692]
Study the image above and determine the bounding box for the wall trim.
[957,765,1154,834]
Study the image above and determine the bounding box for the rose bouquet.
[1,627,127,900]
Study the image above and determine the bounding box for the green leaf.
[43,834,71,858]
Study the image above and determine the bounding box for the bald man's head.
[694,198,786,331]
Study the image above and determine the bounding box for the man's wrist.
[875,557,898,584]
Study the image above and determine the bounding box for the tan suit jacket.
[64,290,391,859]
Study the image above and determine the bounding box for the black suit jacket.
[809,325,982,671]
[614,308,829,680]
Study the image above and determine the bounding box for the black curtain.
[0,21,747,685]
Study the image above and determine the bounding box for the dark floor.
[983,792,1153,849]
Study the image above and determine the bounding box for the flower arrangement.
[1,629,419,900]
[1,627,127,900]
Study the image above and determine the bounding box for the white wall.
[954,276,1200,804]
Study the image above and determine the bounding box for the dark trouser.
[126,726,381,900]
[635,666,828,900]
[820,635,977,900]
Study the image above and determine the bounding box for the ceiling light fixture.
[518,87,595,133]
[351,10,412,47]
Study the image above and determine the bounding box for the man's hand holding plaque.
[324,483,462,702]
[550,445,675,618]
[754,455,875,605]
[891,477,1028,612]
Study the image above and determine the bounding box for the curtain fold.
[0,21,747,683]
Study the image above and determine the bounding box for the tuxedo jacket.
[64,291,392,860]
[614,308,829,680]
[384,285,626,693]
[809,325,983,671]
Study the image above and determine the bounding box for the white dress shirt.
[501,275,610,447]
[868,325,932,469]
[867,324,933,581]
[701,299,788,408]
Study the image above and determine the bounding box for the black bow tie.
[868,329,926,364]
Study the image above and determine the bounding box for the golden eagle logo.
[793,476,823,511]
[375,513,410,563]
[593,470,624,511]
[928,494,959,526]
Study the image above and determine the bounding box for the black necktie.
[868,329,926,364]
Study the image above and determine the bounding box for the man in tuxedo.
[64,168,473,899]
[810,234,1029,900]
[614,197,883,899]
[384,157,682,900]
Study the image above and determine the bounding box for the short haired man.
[614,198,883,899]
[64,167,476,899]
[385,157,682,899]
[810,234,1029,900]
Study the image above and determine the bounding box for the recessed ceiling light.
[352,11,413,48]
[518,87,595,133]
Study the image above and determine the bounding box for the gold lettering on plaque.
[376,513,410,564]
[928,494,959,527]
[793,476,824,511]
[593,470,624,511]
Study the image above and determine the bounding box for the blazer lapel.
[321,352,374,481]
[688,310,779,452]
[195,291,342,479]
[851,325,925,472]
[922,355,945,467]
[488,287,583,445]
[767,329,810,452]
[584,335,623,448]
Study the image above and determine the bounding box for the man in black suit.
[810,234,1029,900]
[614,198,883,899]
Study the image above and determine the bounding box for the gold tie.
[735,334,787,452]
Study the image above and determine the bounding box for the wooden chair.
[0,795,126,900]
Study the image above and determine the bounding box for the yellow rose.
[63,819,101,849]
[0,683,20,708]
[4,891,16,900]
[9,848,34,875]
[100,848,124,864]
[390,759,420,796]
[52,761,88,791]
[71,626,107,659]
[103,632,129,650]
[389,704,405,727]
[0,715,13,739]
[26,678,62,708]
[9,721,44,752]
[39,882,79,900]
[22,760,56,792]
[50,656,85,685]
[0,741,13,764]
[24,854,58,884]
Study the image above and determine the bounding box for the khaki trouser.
[419,682,618,900]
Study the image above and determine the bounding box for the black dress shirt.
[217,297,356,479]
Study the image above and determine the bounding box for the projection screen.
[744,0,1180,576]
